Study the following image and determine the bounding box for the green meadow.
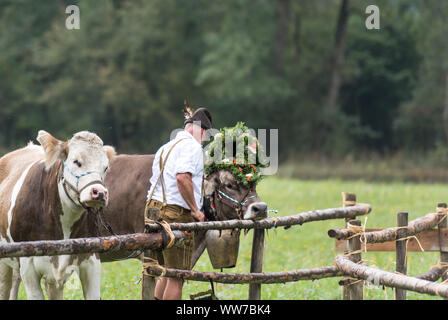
[17,176,448,299]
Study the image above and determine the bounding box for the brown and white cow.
[0,130,113,300]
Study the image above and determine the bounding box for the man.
[146,107,212,300]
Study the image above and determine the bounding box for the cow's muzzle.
[62,178,108,209]
[80,183,109,208]
[244,202,268,220]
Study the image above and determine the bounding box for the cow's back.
[0,144,45,242]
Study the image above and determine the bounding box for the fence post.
[437,203,448,294]
[341,192,357,300]
[248,228,265,300]
[395,211,408,300]
[345,219,363,300]
[342,192,357,224]
[141,207,160,300]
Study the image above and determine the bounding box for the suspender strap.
[146,138,188,207]
[159,149,167,206]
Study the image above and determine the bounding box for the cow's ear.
[104,145,116,161]
[204,171,219,195]
[36,130,68,169]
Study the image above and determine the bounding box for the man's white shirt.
[147,130,204,210]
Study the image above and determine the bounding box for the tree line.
[0,0,446,159]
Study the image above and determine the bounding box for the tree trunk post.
[437,203,448,300]
[141,207,160,300]
[342,192,356,299]
[248,228,265,300]
[395,211,408,300]
[345,219,363,300]
[141,250,157,300]
[342,192,357,224]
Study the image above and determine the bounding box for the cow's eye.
[104,166,109,173]
[226,183,233,189]
[73,160,82,168]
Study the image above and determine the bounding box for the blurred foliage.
[0,0,446,157]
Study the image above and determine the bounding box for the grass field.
[17,176,448,300]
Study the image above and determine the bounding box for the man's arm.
[176,172,204,222]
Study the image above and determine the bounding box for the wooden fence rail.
[0,232,185,258]
[415,265,448,282]
[334,254,448,298]
[144,204,371,232]
[328,212,441,244]
[0,204,371,260]
[331,202,448,300]
[144,265,343,284]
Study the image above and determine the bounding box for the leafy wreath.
[204,122,268,188]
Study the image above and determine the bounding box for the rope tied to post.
[393,225,425,253]
[142,256,167,279]
[428,261,448,280]
[343,249,364,257]
[346,221,364,236]
[434,277,448,297]
[435,261,448,268]
[341,217,369,288]
[341,192,370,214]
[145,218,176,249]
[343,200,356,207]
[433,210,448,296]
[345,216,369,252]
[141,218,176,279]
[343,198,371,215]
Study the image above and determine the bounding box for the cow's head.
[37,130,115,209]
[204,169,267,221]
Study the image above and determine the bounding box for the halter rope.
[60,161,105,209]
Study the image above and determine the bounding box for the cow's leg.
[9,269,21,300]
[45,281,63,300]
[78,254,101,300]
[0,261,13,300]
[20,258,45,300]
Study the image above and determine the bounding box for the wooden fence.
[328,201,448,300]
[2,192,448,300]
[141,195,371,300]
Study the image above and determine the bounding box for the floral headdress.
[204,122,268,188]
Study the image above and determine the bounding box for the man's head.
[184,107,213,144]
[184,107,212,130]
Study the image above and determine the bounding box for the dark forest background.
[1,0,448,180]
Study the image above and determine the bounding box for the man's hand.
[177,173,204,222]
[191,209,205,222]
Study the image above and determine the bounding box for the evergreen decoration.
[204,122,268,188]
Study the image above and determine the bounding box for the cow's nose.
[91,188,107,201]
[250,202,267,215]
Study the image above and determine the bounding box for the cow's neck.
[57,167,86,239]
[202,193,218,221]
[202,192,234,221]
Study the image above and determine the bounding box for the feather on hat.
[182,100,213,130]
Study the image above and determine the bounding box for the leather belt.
[149,199,191,215]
